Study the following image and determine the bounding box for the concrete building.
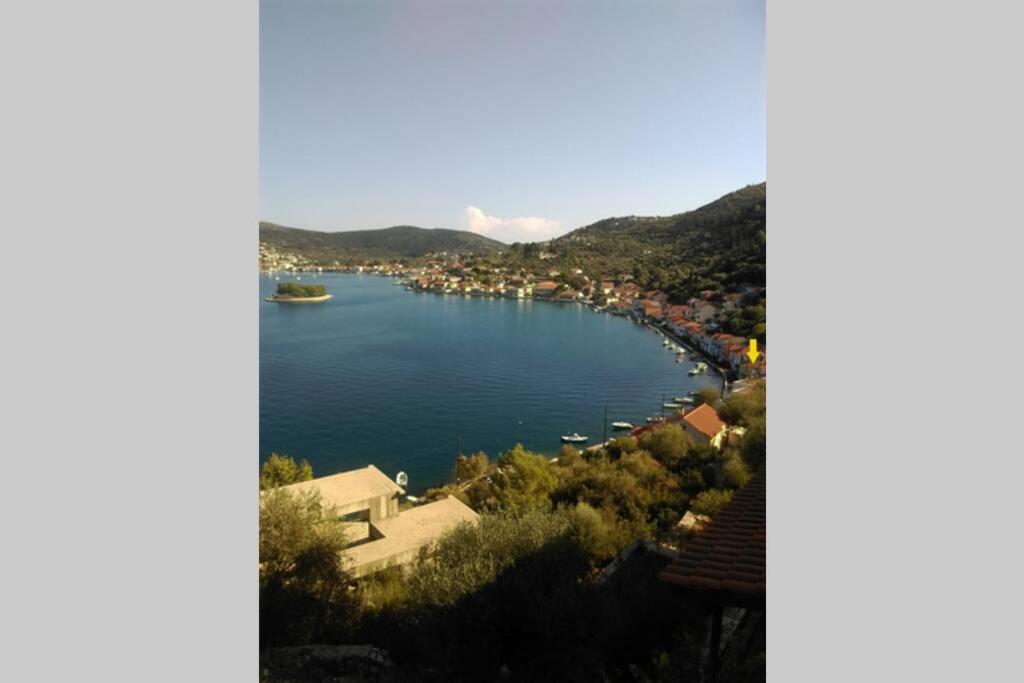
[270,465,479,578]
[345,495,478,577]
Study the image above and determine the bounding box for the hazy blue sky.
[260,0,765,243]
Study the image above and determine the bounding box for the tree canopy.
[259,487,354,648]
[260,453,313,490]
[275,282,328,298]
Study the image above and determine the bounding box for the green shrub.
[689,489,734,517]
[259,453,313,490]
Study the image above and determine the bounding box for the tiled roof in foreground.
[659,468,765,606]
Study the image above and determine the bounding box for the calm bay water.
[260,273,719,492]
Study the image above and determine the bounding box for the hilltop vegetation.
[273,282,327,298]
[259,184,766,315]
[259,222,506,264]
[503,183,766,303]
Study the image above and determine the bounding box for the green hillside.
[259,223,507,263]
[502,183,766,300]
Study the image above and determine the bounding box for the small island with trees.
[265,282,332,303]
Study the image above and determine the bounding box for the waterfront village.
[260,242,767,677]
[260,243,767,380]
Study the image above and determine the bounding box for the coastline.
[263,270,740,382]
[265,294,333,303]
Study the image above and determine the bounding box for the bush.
[260,453,313,490]
[638,424,693,469]
[259,487,354,649]
[556,444,582,466]
[606,435,638,458]
[406,508,577,608]
[694,385,722,408]
[276,282,328,298]
[677,468,706,491]
[454,451,489,482]
[486,444,558,512]
[722,456,752,489]
[719,381,766,426]
[689,489,735,517]
[564,502,629,563]
[740,418,766,470]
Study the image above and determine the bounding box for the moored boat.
[611,421,634,430]
[560,433,589,443]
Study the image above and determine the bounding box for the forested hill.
[503,183,766,301]
[259,223,507,262]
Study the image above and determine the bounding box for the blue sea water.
[260,273,720,493]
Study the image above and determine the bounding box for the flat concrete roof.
[345,496,479,569]
[275,465,404,508]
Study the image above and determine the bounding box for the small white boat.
[662,339,671,346]
[688,367,701,376]
[663,402,684,409]
[673,397,696,404]
[561,433,589,443]
[645,416,663,423]
[611,421,634,430]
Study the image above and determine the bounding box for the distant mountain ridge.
[259,222,507,262]
[559,182,766,242]
[260,182,765,296]
[502,183,766,295]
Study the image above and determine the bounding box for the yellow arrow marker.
[746,339,760,364]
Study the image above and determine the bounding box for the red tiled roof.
[639,301,662,315]
[682,403,726,438]
[534,281,558,290]
[659,468,766,606]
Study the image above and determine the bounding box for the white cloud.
[463,206,562,243]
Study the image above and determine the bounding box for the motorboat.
[560,433,589,443]
[611,421,634,430]
[663,402,684,409]
[673,397,696,405]
[645,416,663,423]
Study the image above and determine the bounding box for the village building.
[635,299,664,320]
[681,403,727,448]
[533,281,559,298]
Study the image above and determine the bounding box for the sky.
[260,0,765,243]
